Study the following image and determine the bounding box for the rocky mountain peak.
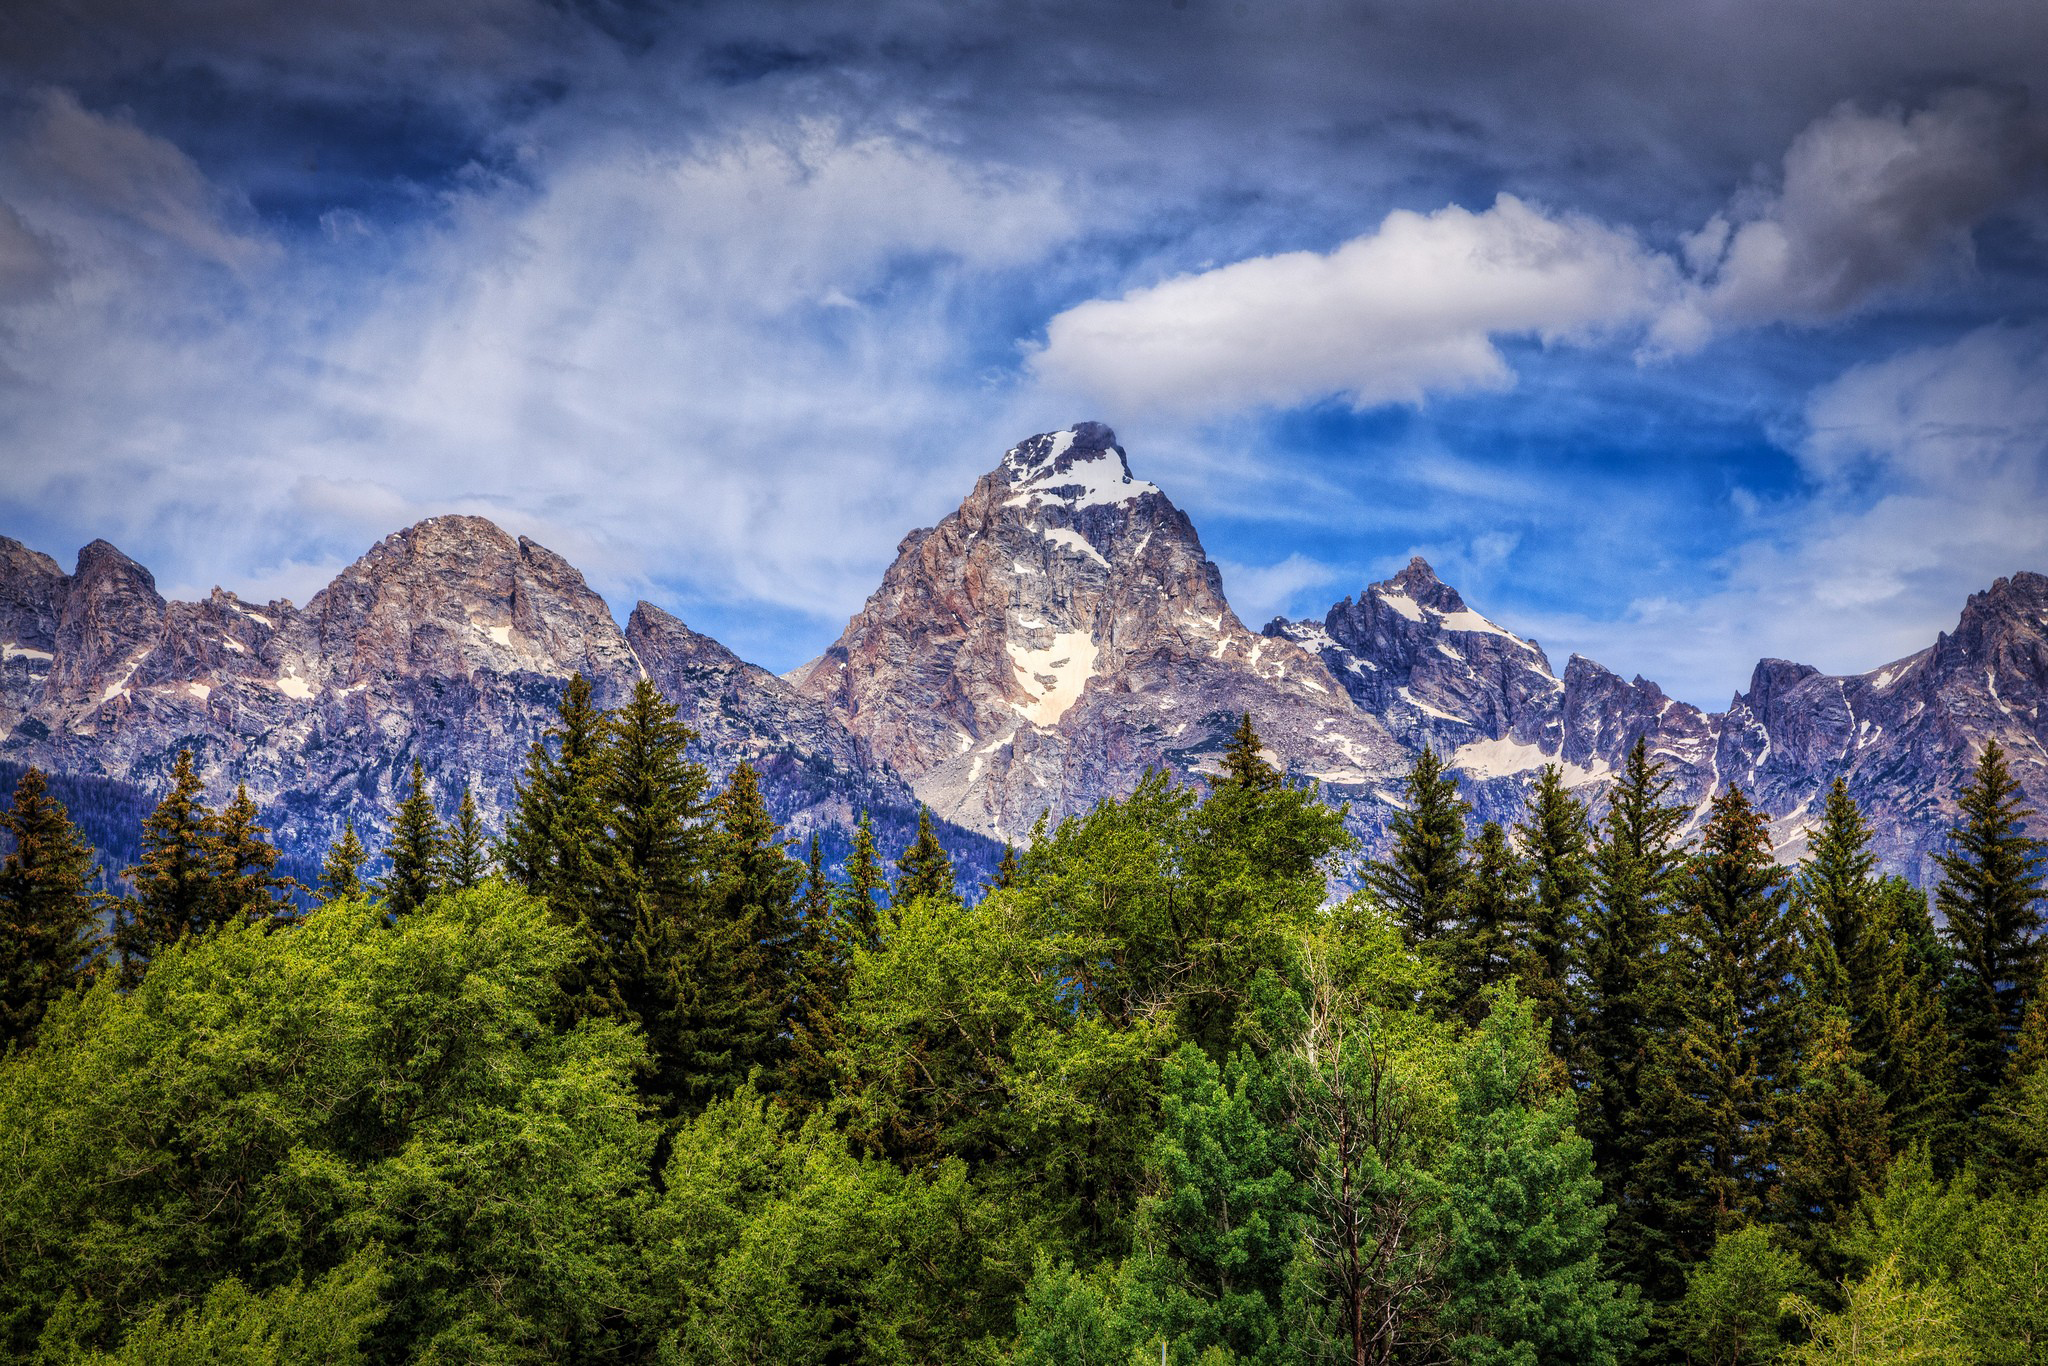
[996,423,1160,512]
[299,514,638,696]
[1382,556,1468,615]
[793,425,1402,838]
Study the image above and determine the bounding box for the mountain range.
[5,422,2045,886]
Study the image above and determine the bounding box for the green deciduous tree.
[0,886,660,1363]
[1669,1225,1809,1366]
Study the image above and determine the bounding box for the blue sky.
[1,0,2045,707]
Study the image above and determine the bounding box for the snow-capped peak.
[1002,422,1162,511]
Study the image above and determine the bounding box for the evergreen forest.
[2,678,2045,1366]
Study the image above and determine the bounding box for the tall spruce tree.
[0,768,101,1048]
[1794,781,1958,1156]
[1936,740,2048,1125]
[1638,787,1801,1290]
[1219,711,1282,792]
[1364,747,1470,948]
[893,806,958,909]
[1445,820,1526,1026]
[590,678,721,1110]
[444,786,492,891]
[208,783,299,927]
[985,844,1021,895]
[376,760,447,914]
[1579,738,1687,1266]
[115,750,221,984]
[1516,764,1594,1039]
[498,672,608,921]
[835,811,887,953]
[318,819,368,902]
[703,763,804,1087]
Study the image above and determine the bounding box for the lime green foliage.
[658,1087,1019,1365]
[55,1255,387,1366]
[0,885,659,1363]
[1781,1257,1972,1366]
[1670,1225,1810,1366]
[1831,1147,2048,1365]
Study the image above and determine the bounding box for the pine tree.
[444,786,492,891]
[1638,787,1801,1287]
[116,750,221,983]
[498,672,608,920]
[1515,764,1593,1039]
[984,844,1021,896]
[787,830,850,1110]
[0,768,101,1048]
[801,833,831,924]
[1218,711,1281,792]
[1443,820,1526,1026]
[1793,782,1958,1157]
[376,759,447,914]
[1936,740,2048,1124]
[1364,747,1470,948]
[835,811,887,952]
[1777,1010,1891,1271]
[318,819,368,902]
[207,784,299,927]
[702,763,804,1089]
[1578,738,1687,1273]
[892,805,958,909]
[591,679,718,1110]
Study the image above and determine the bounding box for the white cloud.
[1215,552,1339,626]
[1683,89,2042,331]
[0,114,1078,652]
[1529,324,2048,703]
[1029,194,1680,415]
[1034,89,2043,409]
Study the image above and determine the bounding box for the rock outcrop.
[788,423,1409,838]
[0,518,958,875]
[6,424,2045,887]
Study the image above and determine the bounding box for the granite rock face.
[0,517,939,871]
[788,424,1410,839]
[1267,560,2048,880]
[6,426,2045,886]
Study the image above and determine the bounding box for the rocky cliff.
[787,423,1409,838]
[0,517,975,878]
[6,423,2044,886]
